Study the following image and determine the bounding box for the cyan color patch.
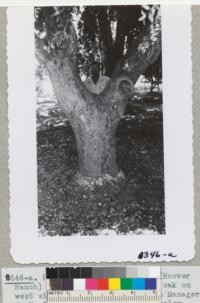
[132,278,145,290]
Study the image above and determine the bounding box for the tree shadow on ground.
[37,92,165,236]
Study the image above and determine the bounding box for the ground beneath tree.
[37,91,165,236]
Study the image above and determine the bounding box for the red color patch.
[97,279,109,290]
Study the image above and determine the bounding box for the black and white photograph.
[35,5,165,237]
[8,5,194,262]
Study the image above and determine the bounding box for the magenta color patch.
[86,278,98,290]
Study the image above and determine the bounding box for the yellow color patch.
[108,278,121,290]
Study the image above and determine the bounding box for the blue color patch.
[145,278,157,290]
[132,278,145,290]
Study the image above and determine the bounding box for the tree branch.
[114,8,161,82]
[35,12,94,117]
[101,7,161,115]
[96,7,114,76]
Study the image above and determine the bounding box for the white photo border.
[8,5,194,263]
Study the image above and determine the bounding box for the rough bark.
[44,57,125,177]
[35,7,161,180]
[74,110,119,177]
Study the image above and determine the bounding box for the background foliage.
[35,5,162,86]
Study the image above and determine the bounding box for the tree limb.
[101,7,161,114]
[35,6,161,121]
[96,7,114,76]
[35,11,94,115]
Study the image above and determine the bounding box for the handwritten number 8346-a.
[138,251,177,260]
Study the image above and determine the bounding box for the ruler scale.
[46,267,161,303]
[47,290,161,303]
[4,267,200,303]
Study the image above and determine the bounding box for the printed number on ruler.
[47,290,161,302]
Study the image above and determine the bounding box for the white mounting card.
[8,5,194,263]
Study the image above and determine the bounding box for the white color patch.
[148,267,161,278]
[8,6,194,263]
[74,279,86,290]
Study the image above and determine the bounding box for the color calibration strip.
[46,266,160,279]
[46,267,160,291]
[48,277,157,291]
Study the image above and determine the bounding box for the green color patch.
[120,278,132,290]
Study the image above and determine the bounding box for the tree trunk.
[45,58,124,179]
[73,112,119,178]
[35,6,161,181]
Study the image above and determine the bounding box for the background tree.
[77,5,162,79]
[35,5,161,180]
[78,5,143,76]
[143,54,162,91]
